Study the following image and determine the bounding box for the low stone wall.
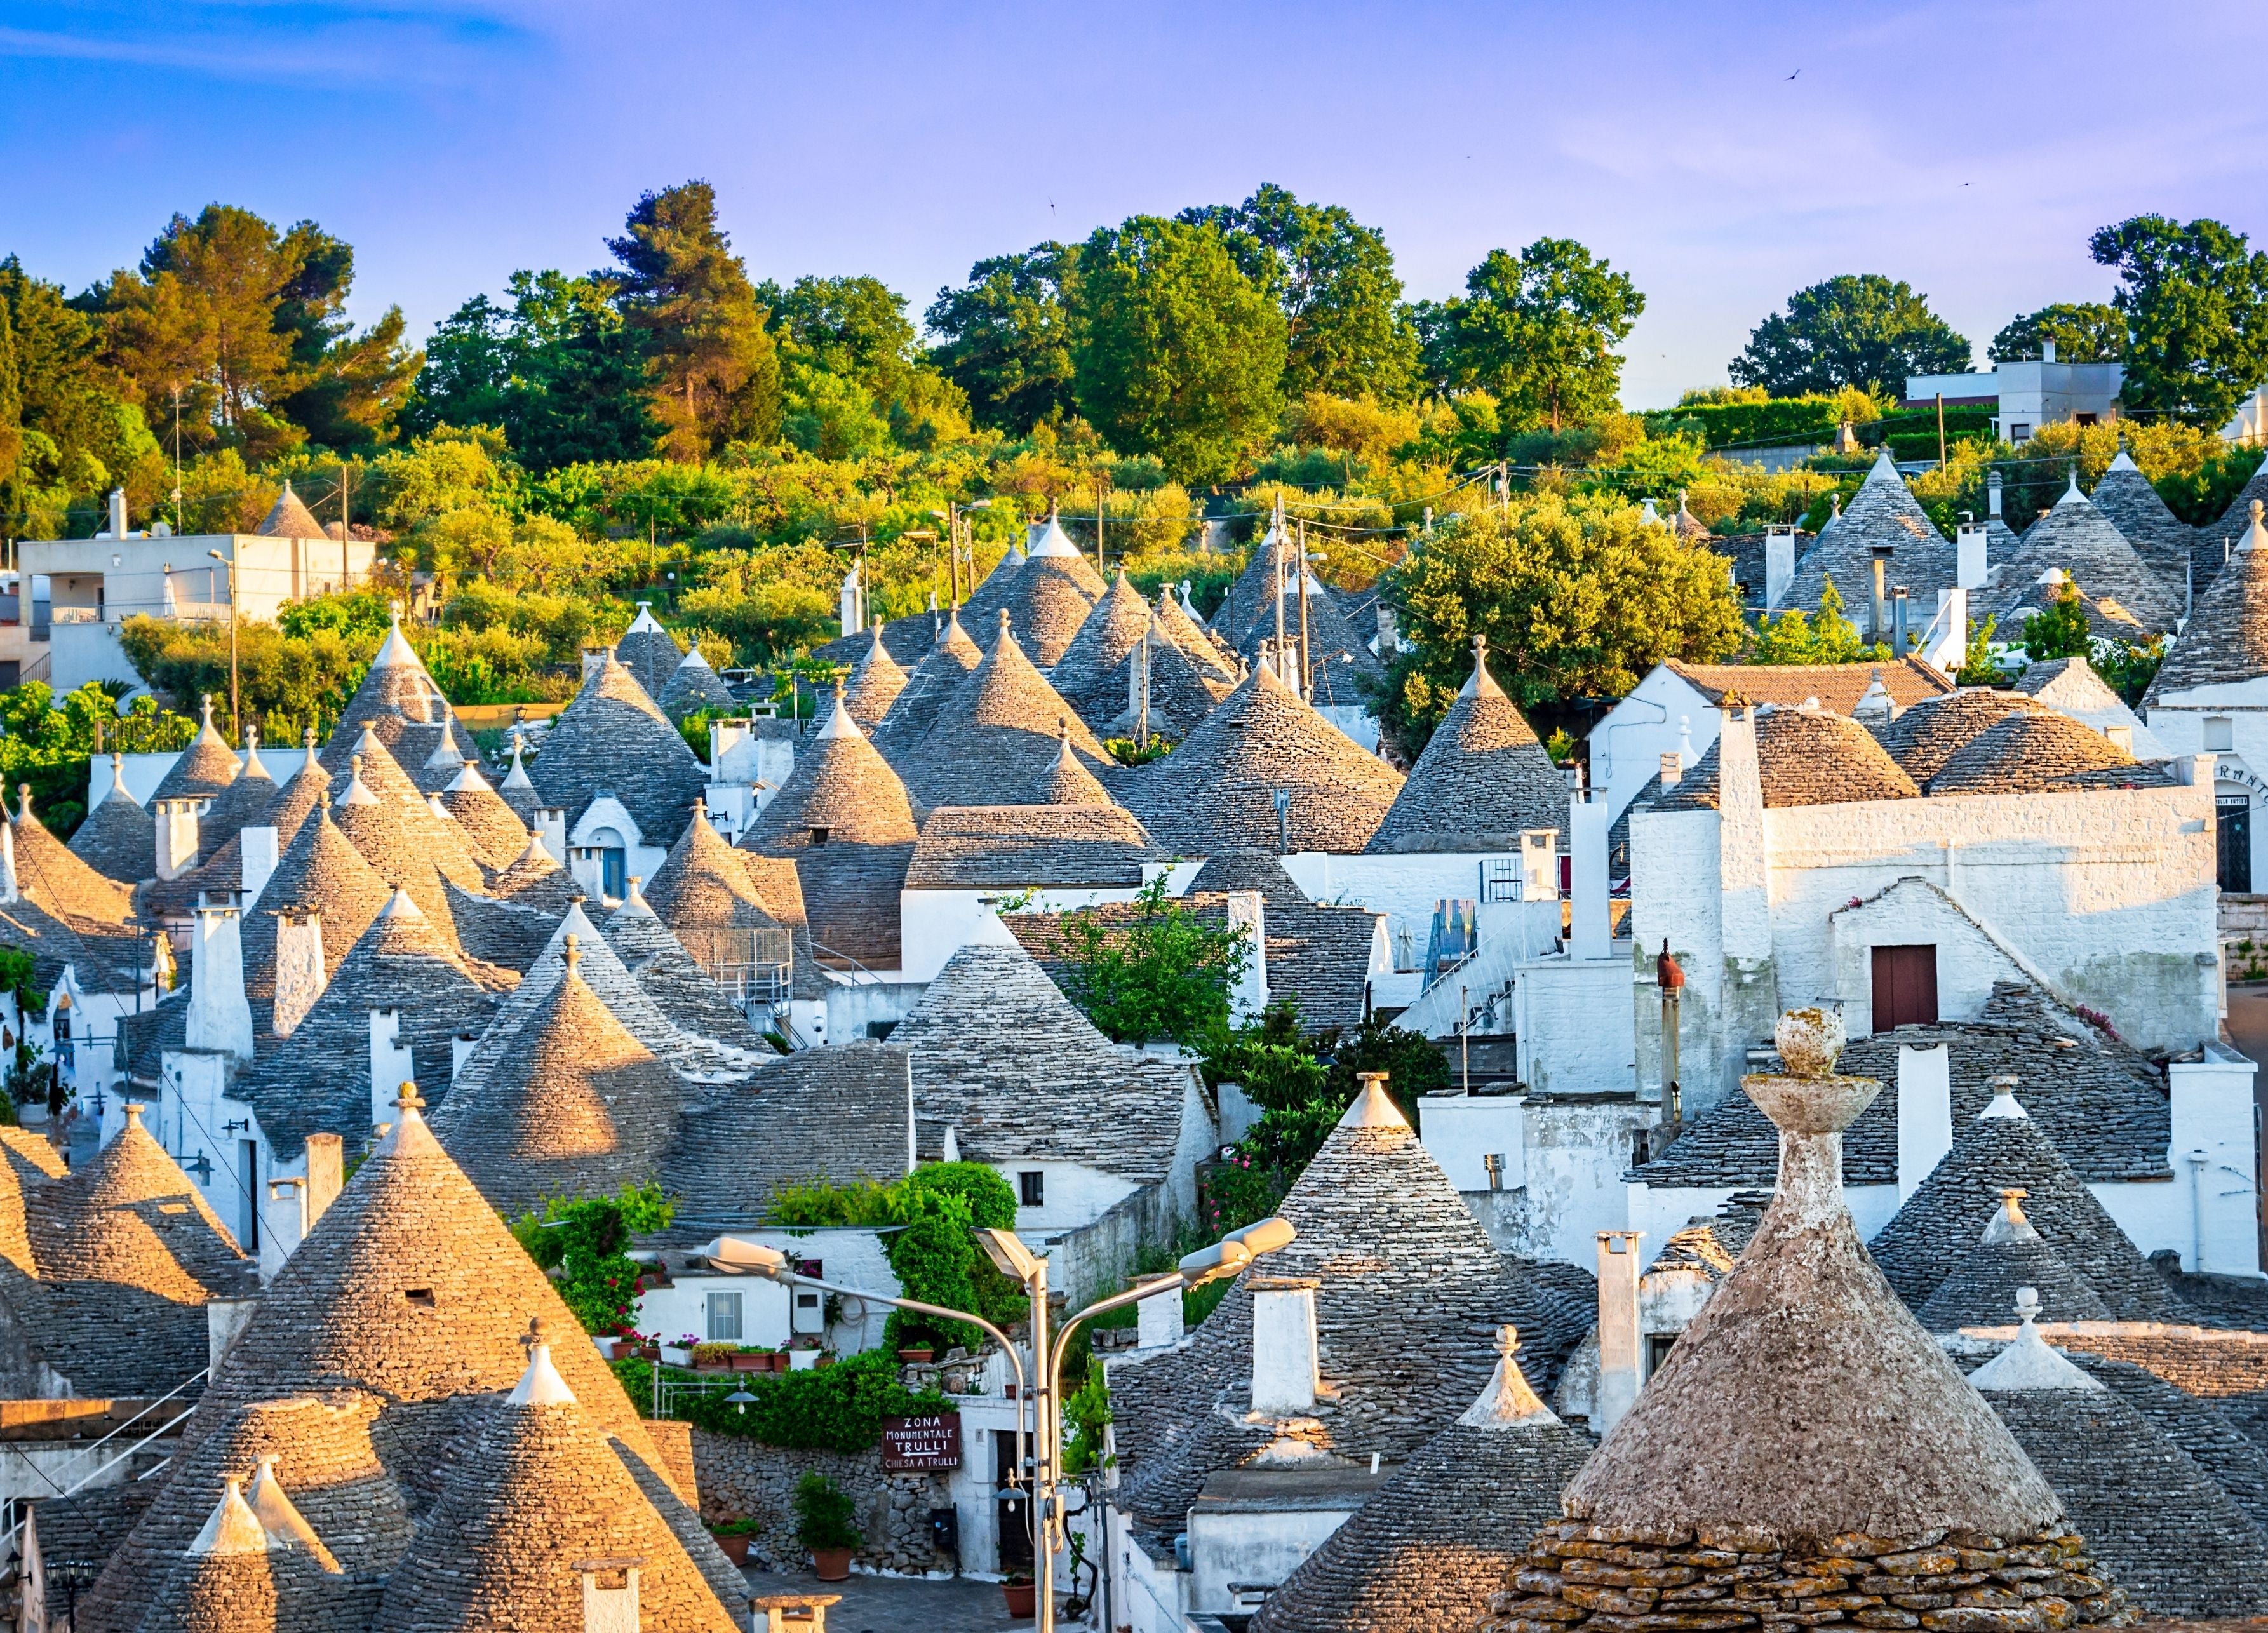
[2219,894,2268,944]
[689,1429,954,1576]
[1477,1520,2133,1633]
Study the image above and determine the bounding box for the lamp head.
[976,1227,1042,1283]
[701,1236,789,1278]
[1176,1239,1253,1287]
[1223,1216,1296,1259]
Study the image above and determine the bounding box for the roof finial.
[201,694,215,729]
[563,932,581,976]
[1498,1322,1520,1361]
[2013,1284,2041,1329]
[998,607,1013,638]
[394,1083,424,1115]
[123,1101,145,1128]
[15,784,29,823]
[110,751,127,791]
[1999,1186,2029,1226]
[522,1315,547,1353]
[302,724,316,751]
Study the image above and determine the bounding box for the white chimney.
[155,798,201,881]
[1249,1277,1320,1416]
[108,489,128,541]
[206,1297,258,1371]
[239,824,279,906]
[1987,471,2004,520]
[536,807,567,863]
[2105,724,2133,753]
[187,897,254,1060]
[1764,525,1795,610]
[305,1133,344,1228]
[1136,1278,1185,1350]
[1957,522,1989,592]
[262,1176,305,1280]
[452,1033,479,1079]
[1520,829,1560,902]
[1569,785,1610,960]
[271,910,325,1038]
[579,1564,640,1633]
[1896,1042,1952,1201]
[1594,1228,1644,1436]
[1225,890,1269,1023]
[368,1009,415,1127]
[2041,339,2057,365]
[0,820,17,906]
[1716,707,1770,965]
[1658,751,1682,789]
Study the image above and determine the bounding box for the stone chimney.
[1594,1228,1645,1435]
[187,897,254,1060]
[1136,1277,1185,1350]
[535,807,568,863]
[1716,706,1769,965]
[271,910,325,1038]
[304,1132,343,1228]
[1568,777,1610,960]
[1763,525,1795,610]
[262,1176,307,1278]
[239,824,279,906]
[1658,751,1682,789]
[368,1011,414,1127]
[155,797,201,880]
[1249,1277,1320,1415]
[1520,830,1560,902]
[1896,1042,1952,1200]
[1225,890,1269,1023]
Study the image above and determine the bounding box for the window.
[706,1289,744,1342]
[404,1287,435,1308]
[1478,858,1520,903]
[2008,422,2030,442]
[1019,1171,1045,1208]
[1645,1331,1680,1379]
[239,1138,260,1253]
[1870,944,1940,1031]
[2206,716,2235,753]
[2074,413,2098,427]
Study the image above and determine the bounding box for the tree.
[1731,274,1971,399]
[2020,578,2093,661]
[925,243,1080,434]
[0,287,19,499]
[1178,184,1419,403]
[1070,215,1287,483]
[1385,494,1745,741]
[763,273,969,446]
[1051,875,1252,1047]
[0,258,164,534]
[2090,215,2268,429]
[1419,239,1643,431]
[1747,575,1882,663]
[606,182,781,459]
[1990,302,2124,364]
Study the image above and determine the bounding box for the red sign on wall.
[880,1413,962,1472]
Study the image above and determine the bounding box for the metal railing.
[676,928,795,1009]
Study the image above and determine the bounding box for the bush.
[794,1472,862,1551]
[1051,876,1251,1048]
[507,1180,676,1336]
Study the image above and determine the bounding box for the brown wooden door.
[1872,944,1940,1030]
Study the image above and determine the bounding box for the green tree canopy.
[925,243,1080,434]
[2020,577,2094,661]
[1070,215,1287,483]
[606,181,781,459]
[1747,575,1883,663]
[1989,302,2125,364]
[1731,274,1971,399]
[2090,214,2268,429]
[762,274,969,448]
[1178,184,1419,404]
[1385,494,1745,739]
[1416,239,1643,432]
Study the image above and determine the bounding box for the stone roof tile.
[1368,638,1569,853]
[528,654,709,847]
[69,756,155,885]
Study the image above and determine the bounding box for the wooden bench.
[750,1592,842,1631]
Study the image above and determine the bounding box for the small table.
[751,1592,842,1631]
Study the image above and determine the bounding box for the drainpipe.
[2189,1147,2210,1272]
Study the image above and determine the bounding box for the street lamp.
[206,549,238,741]
[702,1215,1296,1633]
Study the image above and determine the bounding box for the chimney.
[578,1562,641,1633]
[1136,1277,1185,1350]
[187,897,254,1060]
[239,824,279,906]
[579,648,608,679]
[368,1011,414,1128]
[1375,605,1399,655]
[262,1176,306,1277]
[1249,1277,1320,1415]
[1658,751,1682,789]
[2105,724,2133,754]
[108,489,128,541]
[1869,545,1892,645]
[1569,780,1610,960]
[536,807,567,863]
[1763,525,1795,610]
[2041,339,2057,365]
[1594,1229,1644,1436]
[304,1133,343,1228]
[1225,890,1269,1023]
[0,820,16,906]
[1956,521,1988,591]
[452,1033,478,1079]
[1896,1042,1952,1201]
[271,910,326,1038]
[155,798,201,881]
[1987,471,2004,520]
[1519,830,1560,902]
[1716,706,1770,964]
[206,1298,258,1371]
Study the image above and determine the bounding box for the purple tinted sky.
[4,1,2265,409]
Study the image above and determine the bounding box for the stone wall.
[689,1429,955,1576]
[1477,1519,2133,1633]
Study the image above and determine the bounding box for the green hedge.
[610,1350,951,1454]
[1644,396,1842,449]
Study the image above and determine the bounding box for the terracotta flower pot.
[1002,1581,1037,1616]
[811,1545,853,1582]
[711,1532,751,1566]
[730,1352,768,1372]
[897,1347,935,1364]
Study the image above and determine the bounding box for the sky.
[4,0,2267,410]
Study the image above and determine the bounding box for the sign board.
[880,1412,962,1472]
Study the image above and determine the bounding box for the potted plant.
[1002,1571,1036,1617]
[706,1514,761,1566]
[730,1347,771,1373]
[691,1341,737,1374]
[897,1342,936,1364]
[794,1472,859,1582]
[660,1334,697,1368]
[788,1336,823,1371]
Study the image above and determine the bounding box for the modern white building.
[1905,342,2125,443]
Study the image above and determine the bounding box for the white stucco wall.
[1188,1502,1360,1617]
[1417,1094,1527,1192]
[1591,670,1717,826]
[1280,850,1529,973]
[900,885,1144,983]
[1628,1180,1902,1267]
[1514,954,1638,1096]
[2147,681,2268,889]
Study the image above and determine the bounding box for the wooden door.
[1871,944,1939,1031]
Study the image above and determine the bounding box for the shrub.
[795,1473,862,1552]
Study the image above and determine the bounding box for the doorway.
[993,1430,1033,1574]
[2221,796,2253,893]
[1870,944,1940,1031]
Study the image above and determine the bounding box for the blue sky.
[4,0,2265,409]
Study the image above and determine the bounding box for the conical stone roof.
[262,732,332,854]
[1157,582,1239,681]
[643,805,783,934]
[186,728,275,868]
[1915,1188,2112,1331]
[897,612,1115,807]
[960,510,1103,667]
[1368,636,1569,853]
[9,791,137,924]
[2145,500,2268,703]
[842,619,909,729]
[256,481,326,540]
[2090,449,2197,590]
[1033,723,1114,805]
[494,732,542,826]
[1555,1032,2061,1550]
[1211,517,1388,697]
[1125,662,1404,853]
[871,607,983,760]
[2205,460,2268,574]
[602,887,770,1055]
[69,755,155,885]
[1249,1326,1595,1633]
[655,643,737,720]
[1783,450,1956,620]
[1111,1082,1587,1538]
[152,699,241,802]
[485,831,577,913]
[332,611,450,739]
[1048,570,1153,713]
[331,756,462,953]
[612,602,683,702]
[1991,476,2181,635]
[370,1332,741,1632]
[529,654,709,846]
[242,805,394,1016]
[438,760,530,869]
[324,725,485,890]
[744,690,918,850]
